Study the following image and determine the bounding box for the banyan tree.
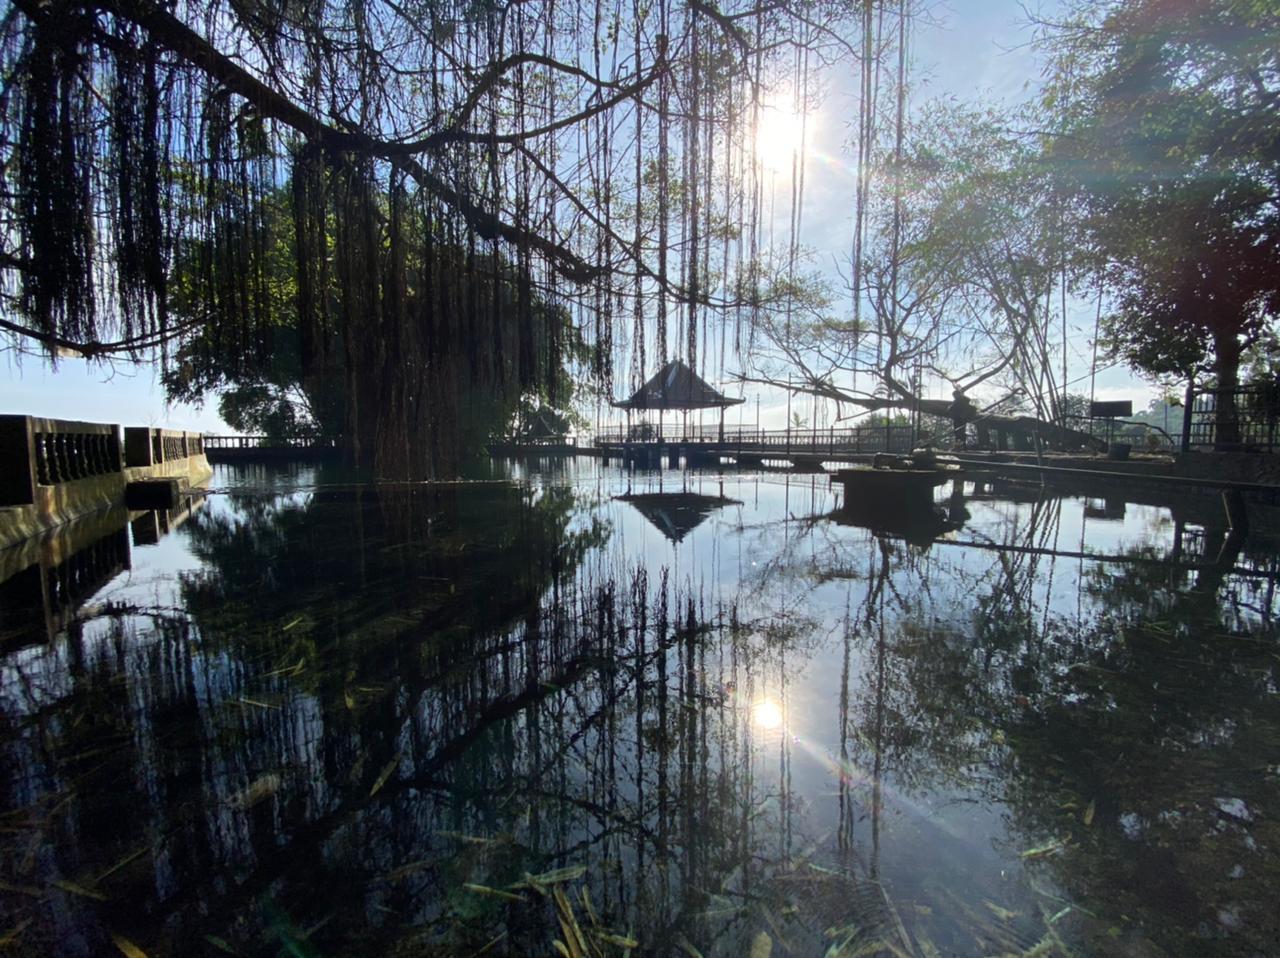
[0,0,866,475]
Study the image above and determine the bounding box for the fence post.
[1180,380,1195,452]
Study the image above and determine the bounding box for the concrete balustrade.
[124,427,205,468]
[1,416,213,551]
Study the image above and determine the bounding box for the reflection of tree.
[6,475,1278,955]
[0,483,837,957]
[993,539,1280,957]
[756,483,1280,955]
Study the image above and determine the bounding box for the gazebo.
[513,407,568,445]
[611,359,745,441]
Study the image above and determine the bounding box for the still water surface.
[2,460,1278,956]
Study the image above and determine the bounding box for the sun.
[751,699,784,731]
[755,101,809,174]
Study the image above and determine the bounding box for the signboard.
[1089,400,1133,419]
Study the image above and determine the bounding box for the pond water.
[2,460,1278,957]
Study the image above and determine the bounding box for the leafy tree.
[0,0,864,476]
[162,183,589,460]
[744,104,1102,451]
[1039,0,1280,447]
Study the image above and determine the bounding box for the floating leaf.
[522,865,587,887]
[380,859,433,882]
[1083,800,1096,826]
[552,886,590,957]
[263,658,304,677]
[228,773,281,810]
[984,900,1018,921]
[0,920,33,946]
[236,697,279,711]
[749,931,773,958]
[916,932,942,958]
[1020,838,1066,860]
[110,932,148,957]
[0,879,43,898]
[463,883,525,902]
[595,931,640,948]
[281,616,304,631]
[203,935,240,955]
[369,752,402,797]
[676,934,705,957]
[437,831,499,846]
[53,879,107,901]
[468,931,508,956]
[581,886,600,926]
[96,844,153,882]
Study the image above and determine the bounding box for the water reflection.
[0,496,204,647]
[0,463,1277,956]
[615,489,741,543]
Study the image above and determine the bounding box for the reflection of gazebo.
[612,359,744,440]
[615,491,741,542]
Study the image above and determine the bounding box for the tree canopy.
[1039,0,1280,443]
[0,0,859,473]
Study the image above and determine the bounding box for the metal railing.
[202,434,340,450]
[592,424,920,454]
[1187,384,1280,452]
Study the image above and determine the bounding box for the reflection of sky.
[569,458,1238,909]
[3,457,1273,953]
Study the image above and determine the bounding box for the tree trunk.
[1211,325,1243,450]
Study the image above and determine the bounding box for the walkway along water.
[0,415,212,550]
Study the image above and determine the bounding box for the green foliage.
[161,181,588,454]
[1040,0,1280,384]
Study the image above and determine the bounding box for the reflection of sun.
[752,699,784,730]
[755,101,808,173]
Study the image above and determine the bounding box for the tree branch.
[18,0,617,284]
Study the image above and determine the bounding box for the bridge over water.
[589,425,929,468]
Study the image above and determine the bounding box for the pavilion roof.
[611,359,745,411]
[515,407,567,440]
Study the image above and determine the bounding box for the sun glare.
[751,699,784,731]
[755,102,809,174]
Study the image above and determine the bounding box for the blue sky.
[0,351,227,431]
[739,0,1153,429]
[0,0,1148,434]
